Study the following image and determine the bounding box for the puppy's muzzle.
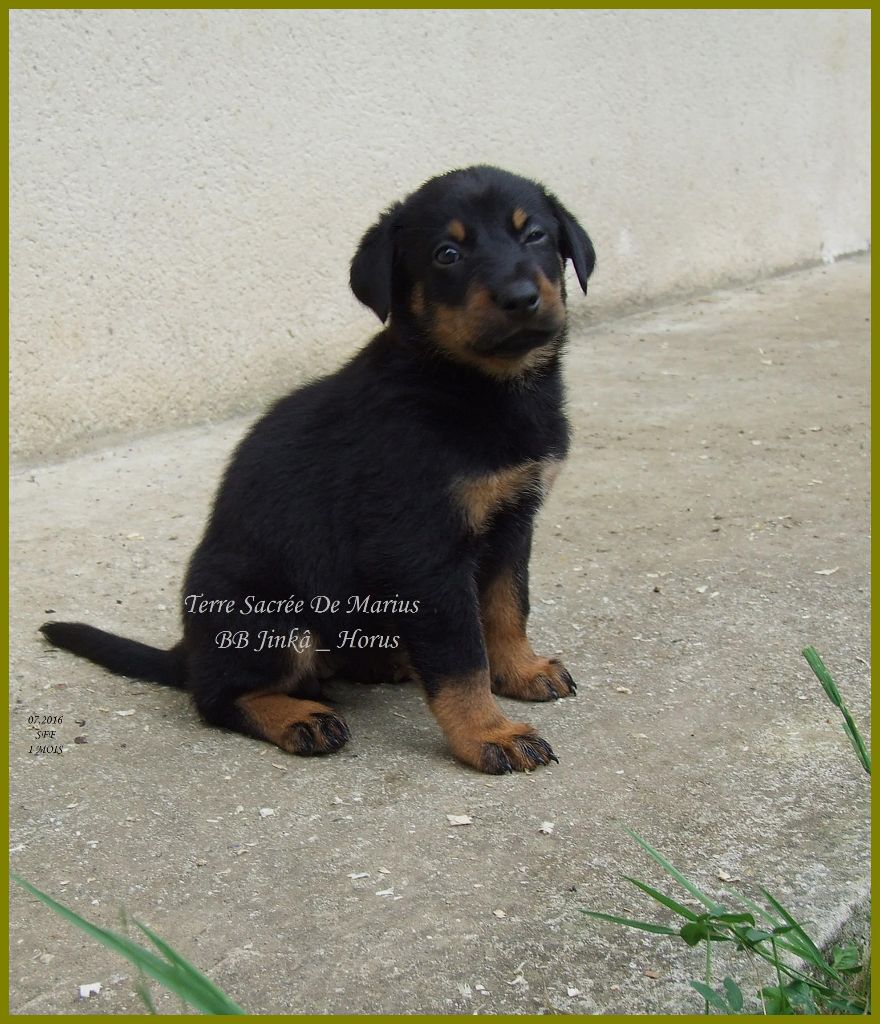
[491,280,542,320]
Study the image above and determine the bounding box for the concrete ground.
[10,256,870,1015]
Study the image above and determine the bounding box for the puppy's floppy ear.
[546,193,596,295]
[349,202,403,322]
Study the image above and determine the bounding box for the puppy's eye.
[524,228,546,244]
[433,244,462,266]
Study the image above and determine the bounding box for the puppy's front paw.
[477,722,559,774]
[429,682,559,773]
[493,657,576,701]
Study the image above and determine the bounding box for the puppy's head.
[350,166,595,376]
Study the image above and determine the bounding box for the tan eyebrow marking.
[447,218,466,242]
[511,207,528,231]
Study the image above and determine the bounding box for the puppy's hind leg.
[233,692,351,755]
[187,642,350,756]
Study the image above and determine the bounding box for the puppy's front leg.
[481,565,576,701]
[406,584,557,773]
[477,508,576,701]
[427,671,558,773]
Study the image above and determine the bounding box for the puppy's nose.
[494,281,541,317]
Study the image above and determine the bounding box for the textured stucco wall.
[10,9,870,462]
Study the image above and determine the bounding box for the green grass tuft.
[12,875,245,1014]
[582,648,870,1014]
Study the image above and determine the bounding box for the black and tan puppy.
[41,166,595,774]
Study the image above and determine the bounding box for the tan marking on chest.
[453,463,543,533]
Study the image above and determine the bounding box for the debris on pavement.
[446,814,472,826]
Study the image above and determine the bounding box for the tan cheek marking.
[536,269,565,320]
[447,218,466,242]
[430,284,496,356]
[411,282,426,317]
[453,463,542,534]
[429,280,565,380]
[512,207,528,231]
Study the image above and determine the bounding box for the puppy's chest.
[452,456,565,535]
[444,392,569,536]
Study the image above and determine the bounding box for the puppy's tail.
[39,622,187,688]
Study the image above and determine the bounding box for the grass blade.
[134,919,245,1015]
[753,888,859,993]
[802,647,871,775]
[708,886,846,991]
[803,646,843,706]
[726,889,784,930]
[758,886,840,977]
[135,978,158,1015]
[624,829,719,911]
[580,910,678,936]
[119,907,159,1015]
[622,876,700,921]
[724,889,825,962]
[12,876,245,1014]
